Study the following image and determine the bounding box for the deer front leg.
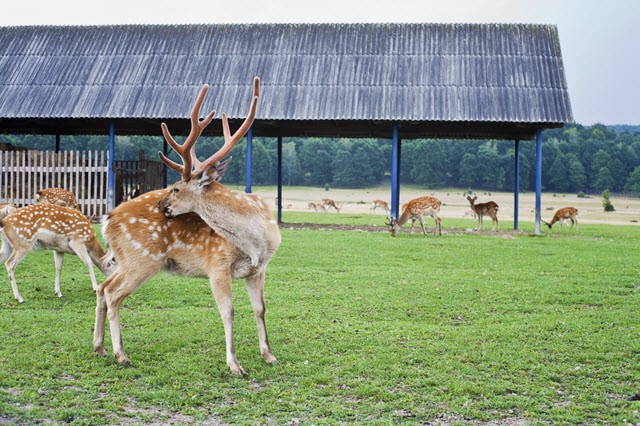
[246,272,277,365]
[417,216,427,237]
[409,218,417,236]
[53,251,64,298]
[210,271,244,375]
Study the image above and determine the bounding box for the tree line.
[4,123,640,195]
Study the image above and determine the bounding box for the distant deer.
[386,196,442,237]
[370,199,390,214]
[37,187,79,210]
[543,207,578,230]
[307,202,326,212]
[0,204,113,303]
[93,78,280,375]
[466,195,499,231]
[321,198,342,213]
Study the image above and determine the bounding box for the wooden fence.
[0,150,110,217]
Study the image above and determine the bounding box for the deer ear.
[195,157,232,187]
[213,157,231,181]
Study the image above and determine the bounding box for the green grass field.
[1,213,639,424]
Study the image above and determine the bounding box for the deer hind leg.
[245,272,277,365]
[53,251,64,298]
[431,214,442,236]
[68,239,99,291]
[95,267,157,366]
[210,270,244,375]
[4,245,30,303]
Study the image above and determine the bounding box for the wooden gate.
[114,150,165,206]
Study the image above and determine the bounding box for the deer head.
[157,77,259,217]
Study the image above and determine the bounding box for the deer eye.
[172,188,179,194]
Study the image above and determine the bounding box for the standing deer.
[386,196,442,237]
[466,195,499,231]
[94,78,280,375]
[370,199,390,214]
[543,206,578,230]
[37,187,79,210]
[0,204,113,303]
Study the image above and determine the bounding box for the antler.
[158,77,260,181]
[159,84,216,180]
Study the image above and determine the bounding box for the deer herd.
[0,78,582,375]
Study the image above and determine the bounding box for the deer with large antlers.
[0,204,113,303]
[466,195,499,231]
[543,206,578,230]
[93,78,281,375]
[386,196,442,237]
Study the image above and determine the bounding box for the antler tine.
[197,77,260,172]
[158,84,216,180]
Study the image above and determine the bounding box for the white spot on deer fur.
[151,232,159,240]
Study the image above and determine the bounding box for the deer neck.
[190,182,280,269]
[396,209,413,227]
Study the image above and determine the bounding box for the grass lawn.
[1,212,639,424]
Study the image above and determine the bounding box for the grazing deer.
[307,202,325,212]
[321,198,342,213]
[37,187,79,210]
[543,206,578,230]
[94,78,280,376]
[0,204,113,303]
[466,195,499,231]
[386,196,442,237]
[370,199,390,214]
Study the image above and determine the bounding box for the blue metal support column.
[390,124,401,219]
[513,139,520,230]
[245,128,253,193]
[277,135,283,223]
[108,122,116,211]
[534,130,543,235]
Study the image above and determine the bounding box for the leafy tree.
[548,153,570,192]
[624,166,640,193]
[593,167,615,192]
[282,142,300,185]
[602,189,615,211]
[566,154,587,192]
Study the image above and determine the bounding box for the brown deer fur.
[0,204,112,303]
[466,195,499,231]
[93,78,280,375]
[37,187,79,210]
[543,206,578,230]
[387,196,442,237]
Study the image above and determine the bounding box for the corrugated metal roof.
[0,23,572,138]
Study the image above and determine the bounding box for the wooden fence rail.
[0,150,110,217]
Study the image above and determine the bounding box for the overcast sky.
[1,0,638,126]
